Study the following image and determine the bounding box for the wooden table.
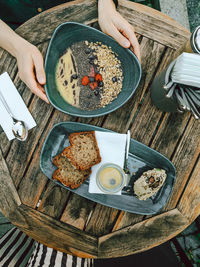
[0,0,199,259]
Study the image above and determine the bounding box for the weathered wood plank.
[97,48,177,232]
[0,0,198,258]
[150,112,190,157]
[16,0,98,45]
[129,91,163,145]
[15,0,190,51]
[15,204,98,258]
[118,0,190,49]
[102,37,166,133]
[0,148,29,227]
[1,145,96,258]
[0,51,15,76]
[37,181,71,219]
[0,148,21,209]
[17,109,76,208]
[178,159,200,223]
[128,48,177,146]
[6,95,53,187]
[60,194,95,230]
[98,209,188,258]
[3,42,50,187]
[77,115,105,127]
[112,212,144,231]
[85,204,119,236]
[165,117,200,210]
[84,38,167,235]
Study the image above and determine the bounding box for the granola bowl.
[45,22,142,117]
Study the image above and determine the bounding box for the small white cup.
[96,163,126,194]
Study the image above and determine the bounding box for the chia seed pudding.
[55,40,123,110]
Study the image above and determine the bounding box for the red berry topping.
[81,76,89,86]
[95,73,102,82]
[89,82,98,91]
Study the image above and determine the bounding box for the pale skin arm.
[0,19,48,103]
[0,1,140,103]
[98,0,141,61]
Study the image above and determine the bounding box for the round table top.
[0,0,200,259]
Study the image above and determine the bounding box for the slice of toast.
[62,131,101,171]
[52,154,91,189]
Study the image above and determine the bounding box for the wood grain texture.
[4,43,50,188]
[165,117,200,210]
[178,159,200,223]
[0,0,199,258]
[103,37,165,133]
[37,181,71,219]
[15,204,98,258]
[7,96,53,187]
[112,212,144,231]
[60,194,95,230]
[16,0,98,45]
[118,0,190,49]
[14,0,190,50]
[98,209,188,258]
[18,109,75,208]
[0,148,21,211]
[85,204,119,237]
[150,112,190,158]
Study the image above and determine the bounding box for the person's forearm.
[0,19,28,58]
[98,0,116,13]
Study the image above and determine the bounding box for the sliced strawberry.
[95,73,102,82]
[89,66,95,78]
[81,76,89,86]
[89,82,98,91]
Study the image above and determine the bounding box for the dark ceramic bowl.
[45,22,142,117]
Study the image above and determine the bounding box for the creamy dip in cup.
[96,163,126,194]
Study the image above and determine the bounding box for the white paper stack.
[171,52,200,88]
[0,72,36,140]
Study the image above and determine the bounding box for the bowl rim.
[44,21,142,117]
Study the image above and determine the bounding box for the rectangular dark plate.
[40,122,176,215]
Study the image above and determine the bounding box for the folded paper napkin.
[0,72,36,140]
[89,131,127,195]
[171,52,200,87]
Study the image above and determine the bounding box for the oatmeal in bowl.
[45,22,141,117]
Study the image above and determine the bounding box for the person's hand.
[15,41,49,103]
[0,20,48,103]
[98,0,141,62]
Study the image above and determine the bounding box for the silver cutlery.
[179,86,191,111]
[184,91,200,119]
[0,90,28,141]
[166,83,176,98]
[122,130,131,193]
[175,89,187,111]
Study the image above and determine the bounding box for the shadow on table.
[94,242,180,267]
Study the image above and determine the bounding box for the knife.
[187,88,200,105]
[184,92,200,119]
[179,86,191,111]
[166,83,176,98]
[124,130,131,187]
[175,89,187,111]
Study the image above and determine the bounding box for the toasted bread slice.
[62,131,101,170]
[52,154,91,189]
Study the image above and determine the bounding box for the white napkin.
[88,131,127,195]
[0,72,36,140]
[171,52,200,87]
